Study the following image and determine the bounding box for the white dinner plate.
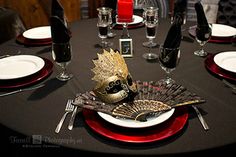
[214,51,236,73]
[0,55,45,80]
[116,15,143,25]
[97,109,175,128]
[23,26,51,40]
[211,24,236,37]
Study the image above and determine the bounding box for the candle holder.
[116,15,132,39]
[117,0,134,38]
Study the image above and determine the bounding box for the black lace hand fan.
[73,80,205,122]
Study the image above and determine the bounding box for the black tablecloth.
[0,18,236,156]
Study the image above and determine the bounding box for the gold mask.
[91,49,137,103]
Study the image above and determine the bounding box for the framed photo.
[119,38,133,57]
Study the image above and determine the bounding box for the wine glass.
[107,10,116,38]
[142,6,159,60]
[52,42,73,81]
[158,45,180,84]
[97,7,113,48]
[142,6,158,48]
[194,24,212,57]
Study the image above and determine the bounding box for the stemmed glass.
[158,45,180,84]
[142,6,159,60]
[143,7,158,47]
[52,42,73,81]
[194,24,212,57]
[107,10,116,38]
[97,7,113,48]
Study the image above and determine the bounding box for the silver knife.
[192,105,209,131]
[0,84,45,97]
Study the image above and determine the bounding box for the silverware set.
[55,99,79,133]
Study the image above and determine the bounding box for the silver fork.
[55,99,74,133]
[192,105,209,131]
[68,105,78,130]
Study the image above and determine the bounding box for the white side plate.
[212,24,236,37]
[0,55,45,80]
[214,51,236,73]
[23,26,51,40]
[97,109,175,128]
[116,15,143,25]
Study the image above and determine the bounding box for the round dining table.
[0,17,236,156]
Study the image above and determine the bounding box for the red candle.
[117,0,133,23]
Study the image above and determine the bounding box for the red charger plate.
[16,34,52,46]
[205,53,236,82]
[83,107,188,143]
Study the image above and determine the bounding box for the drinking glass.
[158,45,180,84]
[194,24,212,57]
[107,10,116,38]
[52,42,73,81]
[142,7,159,48]
[97,7,113,48]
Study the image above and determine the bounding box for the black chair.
[0,7,26,44]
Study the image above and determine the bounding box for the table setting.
[188,2,236,45]
[16,26,52,46]
[0,0,236,156]
[0,54,53,91]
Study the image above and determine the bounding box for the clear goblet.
[107,10,116,38]
[158,45,180,84]
[142,6,159,60]
[194,24,212,57]
[142,6,159,48]
[52,42,73,81]
[97,7,113,48]
[97,22,110,48]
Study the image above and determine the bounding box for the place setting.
[187,2,236,47]
[205,51,236,83]
[187,2,236,45]
[0,54,53,94]
[16,25,52,46]
[188,24,236,43]
[54,49,207,144]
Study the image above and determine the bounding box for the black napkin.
[50,0,70,43]
[163,21,182,48]
[160,21,182,69]
[172,0,187,24]
[194,1,209,27]
[194,1,211,41]
[51,0,64,20]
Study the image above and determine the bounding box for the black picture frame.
[119,38,133,57]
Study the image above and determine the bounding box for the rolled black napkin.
[194,1,211,41]
[172,0,187,25]
[163,21,182,48]
[51,0,64,20]
[194,1,209,27]
[50,16,70,43]
[160,22,182,69]
[50,0,70,43]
